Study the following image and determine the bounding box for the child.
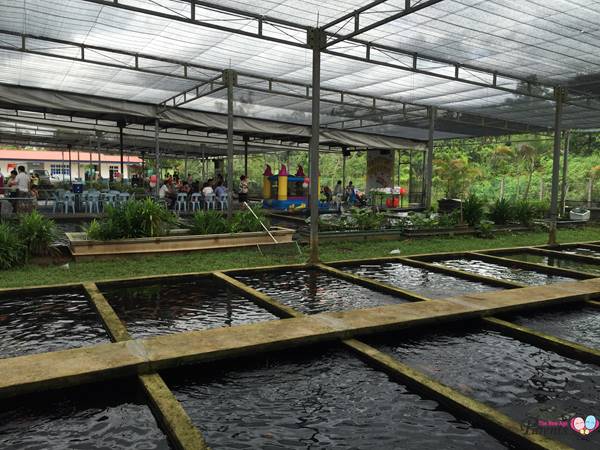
[239,175,249,204]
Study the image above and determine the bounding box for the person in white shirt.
[15,166,30,194]
[202,183,214,197]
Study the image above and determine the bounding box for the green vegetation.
[0,223,27,270]
[16,210,58,256]
[190,209,270,235]
[190,210,230,235]
[86,198,177,240]
[0,211,58,270]
[462,195,485,227]
[0,226,598,288]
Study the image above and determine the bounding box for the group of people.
[322,180,363,206]
[158,172,249,209]
[0,166,37,213]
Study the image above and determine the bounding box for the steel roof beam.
[319,0,390,32]
[74,0,597,107]
[78,0,310,48]
[324,0,446,48]
[3,29,544,133]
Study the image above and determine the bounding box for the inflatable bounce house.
[262,164,324,211]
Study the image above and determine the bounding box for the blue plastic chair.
[191,193,202,211]
[217,194,228,211]
[63,192,76,214]
[175,193,188,213]
[204,193,215,210]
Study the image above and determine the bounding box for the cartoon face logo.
[571,415,599,436]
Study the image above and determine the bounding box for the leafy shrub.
[17,211,58,256]
[0,223,27,270]
[230,208,270,233]
[477,220,495,239]
[406,212,438,229]
[529,200,550,219]
[513,201,536,227]
[437,210,461,228]
[488,198,515,225]
[87,198,176,240]
[349,208,388,230]
[190,211,230,235]
[462,195,486,227]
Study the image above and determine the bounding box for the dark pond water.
[501,252,600,276]
[0,378,170,449]
[164,347,509,449]
[234,269,409,315]
[435,259,575,285]
[370,326,600,449]
[561,247,600,258]
[337,262,502,299]
[101,278,278,339]
[506,305,600,348]
[0,290,108,359]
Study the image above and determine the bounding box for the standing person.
[238,175,249,204]
[333,180,343,198]
[31,173,40,199]
[0,169,4,195]
[346,181,356,205]
[14,166,31,213]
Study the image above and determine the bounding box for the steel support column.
[224,69,237,219]
[424,107,436,209]
[309,29,324,264]
[244,136,249,177]
[549,88,564,245]
[155,118,160,198]
[342,151,347,191]
[119,123,124,180]
[560,130,571,216]
[184,151,188,178]
[68,144,72,184]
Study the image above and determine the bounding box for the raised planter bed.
[66,227,295,260]
[298,224,537,243]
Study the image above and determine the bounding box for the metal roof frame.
[74,0,598,106]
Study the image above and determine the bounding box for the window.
[50,164,70,175]
[109,165,119,179]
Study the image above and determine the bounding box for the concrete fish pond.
[1,242,599,449]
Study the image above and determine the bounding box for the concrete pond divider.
[65,227,295,260]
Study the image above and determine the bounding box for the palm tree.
[519,143,542,200]
[589,165,600,206]
[490,145,514,199]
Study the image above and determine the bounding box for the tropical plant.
[488,198,515,225]
[477,220,495,239]
[434,155,482,199]
[490,145,514,199]
[86,198,176,240]
[461,194,486,227]
[437,210,461,228]
[190,211,230,235]
[229,208,270,233]
[0,223,27,270]
[513,201,537,227]
[16,211,58,256]
[348,208,388,230]
[518,143,543,200]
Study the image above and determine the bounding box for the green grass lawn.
[1,226,598,289]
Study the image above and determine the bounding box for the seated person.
[214,181,227,199]
[202,182,214,197]
[159,180,176,208]
[180,181,191,194]
[322,185,332,202]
